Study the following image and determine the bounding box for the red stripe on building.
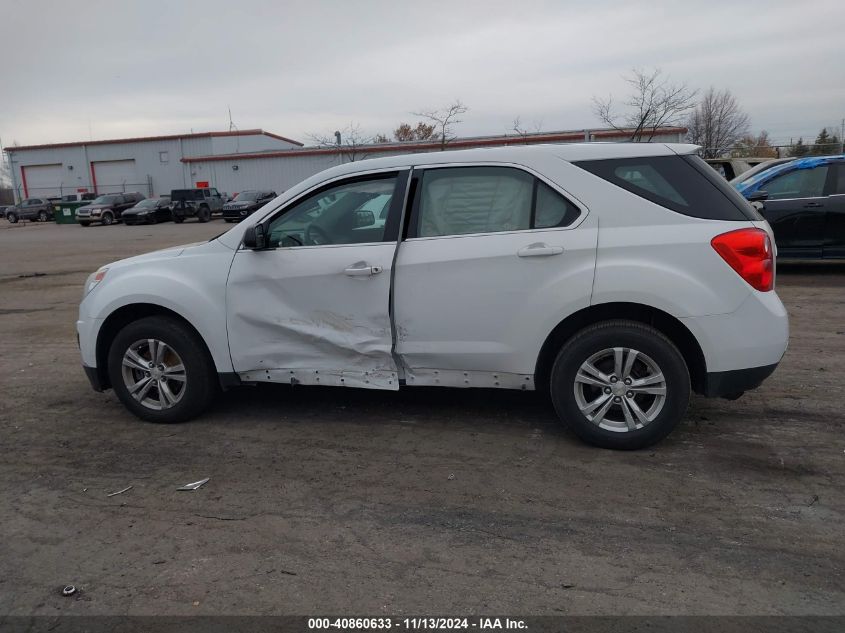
[20,166,29,198]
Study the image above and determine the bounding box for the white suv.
[77,144,788,449]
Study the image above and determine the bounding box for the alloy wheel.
[121,338,187,410]
[573,347,667,433]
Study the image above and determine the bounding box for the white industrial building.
[4,129,302,200]
[4,126,686,202]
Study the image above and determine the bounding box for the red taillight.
[711,228,773,292]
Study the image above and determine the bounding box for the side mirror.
[354,210,375,228]
[746,190,769,203]
[243,223,268,250]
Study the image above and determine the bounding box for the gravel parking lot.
[1,220,843,616]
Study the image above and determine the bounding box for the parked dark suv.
[170,188,224,223]
[222,190,277,222]
[6,198,54,223]
[76,193,145,226]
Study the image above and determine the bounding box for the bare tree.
[413,100,468,150]
[686,87,751,158]
[308,122,373,162]
[393,121,438,142]
[510,116,544,142]
[731,130,778,158]
[592,68,697,142]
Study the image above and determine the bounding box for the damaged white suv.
[77,144,788,449]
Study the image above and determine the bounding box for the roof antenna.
[228,106,238,133]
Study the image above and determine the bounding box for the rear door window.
[576,155,756,220]
[409,166,581,238]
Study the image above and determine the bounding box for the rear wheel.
[197,206,210,223]
[38,210,49,222]
[549,320,690,450]
[7,212,17,224]
[173,215,184,224]
[107,316,218,423]
[102,211,114,226]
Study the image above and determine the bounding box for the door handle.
[517,242,564,257]
[803,202,823,208]
[344,264,383,276]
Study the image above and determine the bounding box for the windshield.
[133,199,157,209]
[92,195,119,204]
[234,191,261,202]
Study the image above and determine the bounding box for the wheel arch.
[95,303,214,390]
[534,302,707,394]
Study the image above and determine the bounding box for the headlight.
[92,209,102,216]
[84,268,108,297]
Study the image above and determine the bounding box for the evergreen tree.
[790,137,809,157]
[812,128,833,155]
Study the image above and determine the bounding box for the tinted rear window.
[171,189,202,200]
[575,154,759,221]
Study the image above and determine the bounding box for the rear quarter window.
[575,154,759,221]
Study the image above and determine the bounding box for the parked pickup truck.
[170,188,224,223]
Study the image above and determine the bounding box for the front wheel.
[102,211,114,226]
[7,212,17,224]
[107,316,218,423]
[173,215,184,224]
[549,320,690,450]
[38,210,49,222]
[197,206,210,223]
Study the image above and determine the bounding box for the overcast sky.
[1,0,843,149]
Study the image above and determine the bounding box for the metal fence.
[13,177,153,202]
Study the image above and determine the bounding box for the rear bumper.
[703,362,778,397]
[680,289,789,374]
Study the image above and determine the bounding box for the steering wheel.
[305,224,331,246]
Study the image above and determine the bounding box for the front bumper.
[123,215,151,225]
[83,364,106,391]
[222,208,252,220]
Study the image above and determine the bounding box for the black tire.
[197,206,210,223]
[38,210,49,222]
[173,216,184,224]
[7,212,17,224]
[102,211,114,226]
[107,316,218,423]
[224,218,235,223]
[79,221,90,227]
[549,320,690,450]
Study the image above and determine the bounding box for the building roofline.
[180,127,688,163]
[5,129,303,152]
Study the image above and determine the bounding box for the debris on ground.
[106,485,132,497]
[448,473,455,481]
[61,585,77,596]
[177,477,210,491]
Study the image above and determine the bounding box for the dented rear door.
[226,170,408,389]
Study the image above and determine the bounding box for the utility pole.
[840,118,844,154]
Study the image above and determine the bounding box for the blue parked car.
[734,155,845,259]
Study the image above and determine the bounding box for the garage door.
[21,164,62,198]
[92,160,139,194]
